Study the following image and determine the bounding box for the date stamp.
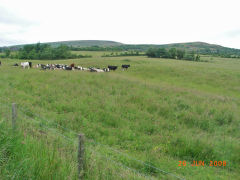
[178,160,227,167]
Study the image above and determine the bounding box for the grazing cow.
[21,62,31,69]
[82,67,90,71]
[96,69,104,72]
[70,63,75,68]
[65,66,73,70]
[55,64,62,69]
[76,66,83,70]
[41,64,47,70]
[34,64,42,68]
[122,64,130,70]
[103,68,110,72]
[13,63,19,66]
[49,64,55,70]
[74,66,82,70]
[90,68,104,72]
[108,65,118,71]
[29,62,32,68]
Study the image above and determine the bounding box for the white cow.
[95,68,104,72]
[77,66,83,70]
[20,62,30,69]
[82,67,90,71]
[90,68,104,72]
[103,68,110,72]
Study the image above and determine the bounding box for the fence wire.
[88,147,156,180]
[0,101,185,180]
[20,114,159,179]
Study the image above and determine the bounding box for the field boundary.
[0,101,185,180]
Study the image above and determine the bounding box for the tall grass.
[0,55,239,179]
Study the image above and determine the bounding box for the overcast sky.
[1,0,240,48]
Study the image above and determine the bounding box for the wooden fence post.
[78,134,85,179]
[12,103,17,129]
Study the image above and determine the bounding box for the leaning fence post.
[78,134,85,179]
[12,103,17,129]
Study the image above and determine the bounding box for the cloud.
[0,0,240,48]
[0,37,25,46]
[0,6,35,27]
[224,29,240,38]
[0,6,36,46]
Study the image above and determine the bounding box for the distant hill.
[114,41,240,55]
[158,42,240,55]
[48,40,123,47]
[1,40,240,56]
[3,40,123,51]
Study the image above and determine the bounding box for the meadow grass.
[71,51,113,58]
[0,54,239,179]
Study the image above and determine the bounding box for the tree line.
[2,43,239,60]
[0,43,91,60]
[102,51,144,57]
[70,45,145,52]
[146,48,200,61]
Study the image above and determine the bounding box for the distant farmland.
[0,53,239,179]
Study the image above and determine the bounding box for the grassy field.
[0,54,239,179]
[71,50,112,58]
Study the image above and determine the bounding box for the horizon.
[1,40,239,50]
[1,0,240,48]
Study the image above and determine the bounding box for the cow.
[74,66,83,70]
[122,64,130,70]
[82,67,90,71]
[65,66,73,70]
[103,68,110,72]
[49,64,55,70]
[90,68,104,72]
[55,64,63,69]
[0,61,1,66]
[76,66,83,70]
[29,62,32,68]
[96,69,104,72]
[41,64,47,70]
[13,63,19,66]
[108,65,118,71]
[70,63,75,68]
[21,62,31,69]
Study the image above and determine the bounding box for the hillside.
[114,41,240,55]
[48,40,123,47]
[158,41,240,55]
[1,40,240,56]
[3,40,123,51]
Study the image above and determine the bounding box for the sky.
[0,0,240,48]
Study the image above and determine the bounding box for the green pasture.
[0,54,239,179]
[71,51,112,58]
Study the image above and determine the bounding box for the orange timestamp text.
[178,160,227,167]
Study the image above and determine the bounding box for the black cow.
[28,62,32,68]
[13,63,19,66]
[65,66,72,70]
[108,65,118,71]
[41,64,47,70]
[0,61,1,66]
[122,64,130,70]
[55,64,63,69]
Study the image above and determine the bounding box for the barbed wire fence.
[0,101,185,180]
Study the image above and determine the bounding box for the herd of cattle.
[2,61,130,72]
